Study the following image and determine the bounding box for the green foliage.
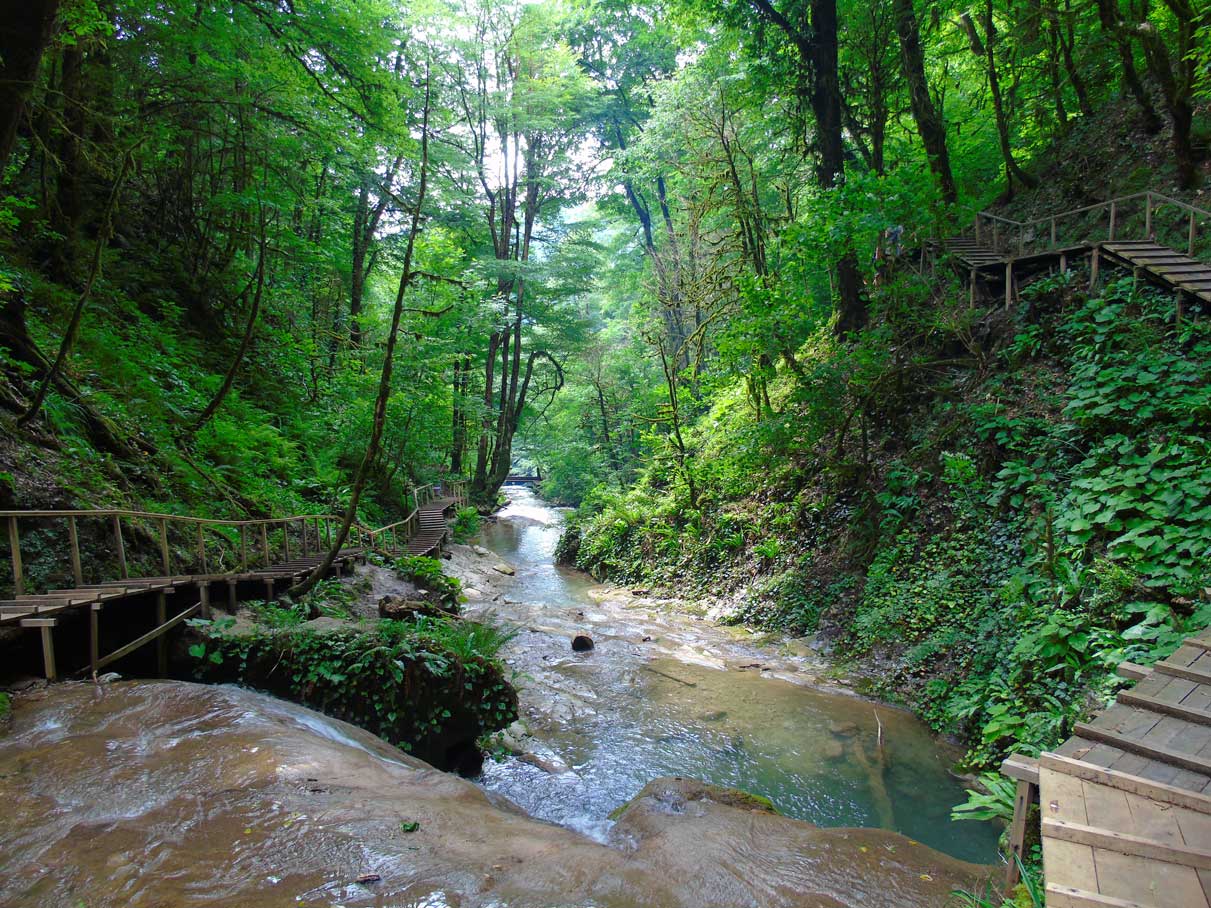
[451,507,481,543]
[392,555,463,607]
[188,618,518,753]
[0,692,10,722]
[951,773,1017,824]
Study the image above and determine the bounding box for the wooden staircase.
[405,496,458,556]
[1101,239,1211,303]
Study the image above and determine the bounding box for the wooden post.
[1005,262,1014,309]
[1090,247,1100,291]
[313,518,321,554]
[1144,193,1152,239]
[196,523,206,574]
[1050,216,1057,248]
[301,518,309,557]
[36,621,57,680]
[227,579,236,610]
[1108,200,1117,241]
[1190,210,1197,257]
[1060,253,1068,274]
[240,525,248,570]
[8,516,24,597]
[158,518,171,575]
[155,592,168,675]
[1005,779,1036,889]
[90,604,101,675]
[67,516,83,586]
[199,582,210,621]
[113,516,128,579]
[282,522,290,563]
[263,577,275,602]
[260,523,269,564]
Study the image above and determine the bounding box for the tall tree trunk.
[1093,0,1162,133]
[892,0,957,203]
[749,0,866,336]
[1137,1,1199,188]
[289,74,433,601]
[973,2,1037,193]
[0,0,60,178]
[187,212,268,433]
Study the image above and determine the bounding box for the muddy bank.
[0,680,987,908]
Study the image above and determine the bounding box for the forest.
[0,0,1209,906]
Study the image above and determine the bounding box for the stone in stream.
[492,562,515,575]
[571,634,594,652]
[377,595,448,621]
[471,545,492,557]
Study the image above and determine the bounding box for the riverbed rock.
[491,562,515,575]
[828,721,859,737]
[377,595,447,620]
[472,545,492,557]
[0,682,988,908]
[571,634,594,652]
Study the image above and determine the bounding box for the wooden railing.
[970,191,1211,260]
[2,477,472,598]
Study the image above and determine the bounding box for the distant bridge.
[504,473,542,485]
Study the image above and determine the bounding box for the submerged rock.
[0,682,989,908]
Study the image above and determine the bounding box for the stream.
[458,487,1000,864]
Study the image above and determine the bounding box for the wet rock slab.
[0,681,988,908]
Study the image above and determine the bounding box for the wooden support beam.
[226,579,236,611]
[67,516,83,586]
[113,516,128,579]
[96,602,200,672]
[1042,816,1211,869]
[1072,722,1211,776]
[196,524,206,574]
[8,516,23,597]
[240,524,248,570]
[1117,689,1211,726]
[301,517,309,557]
[260,523,269,565]
[90,603,101,675]
[1090,247,1100,290]
[1040,752,1211,815]
[1001,753,1040,785]
[156,592,168,676]
[1005,777,1036,890]
[40,622,56,679]
[198,582,210,621]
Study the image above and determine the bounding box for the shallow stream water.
[467,487,1000,864]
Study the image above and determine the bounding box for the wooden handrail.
[1,479,470,596]
[970,190,1210,259]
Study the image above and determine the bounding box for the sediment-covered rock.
[0,681,989,908]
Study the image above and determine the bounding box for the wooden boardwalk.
[1003,634,1211,907]
[939,190,1211,312]
[2,481,467,680]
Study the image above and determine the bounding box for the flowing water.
[465,487,1000,864]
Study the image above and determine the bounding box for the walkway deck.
[1005,633,1211,906]
[405,496,457,555]
[1101,240,1211,303]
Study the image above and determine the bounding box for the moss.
[0,691,11,732]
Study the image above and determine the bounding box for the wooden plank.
[1156,659,1211,686]
[1118,662,1152,681]
[1074,722,1211,776]
[96,602,200,671]
[1043,817,1211,869]
[1044,885,1148,908]
[1119,690,1211,727]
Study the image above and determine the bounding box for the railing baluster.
[1109,201,1117,241]
[158,518,171,575]
[196,523,206,573]
[240,525,248,570]
[260,523,269,565]
[301,517,309,557]
[8,516,24,596]
[282,522,290,563]
[67,516,83,586]
[113,515,128,579]
[1190,211,1197,257]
